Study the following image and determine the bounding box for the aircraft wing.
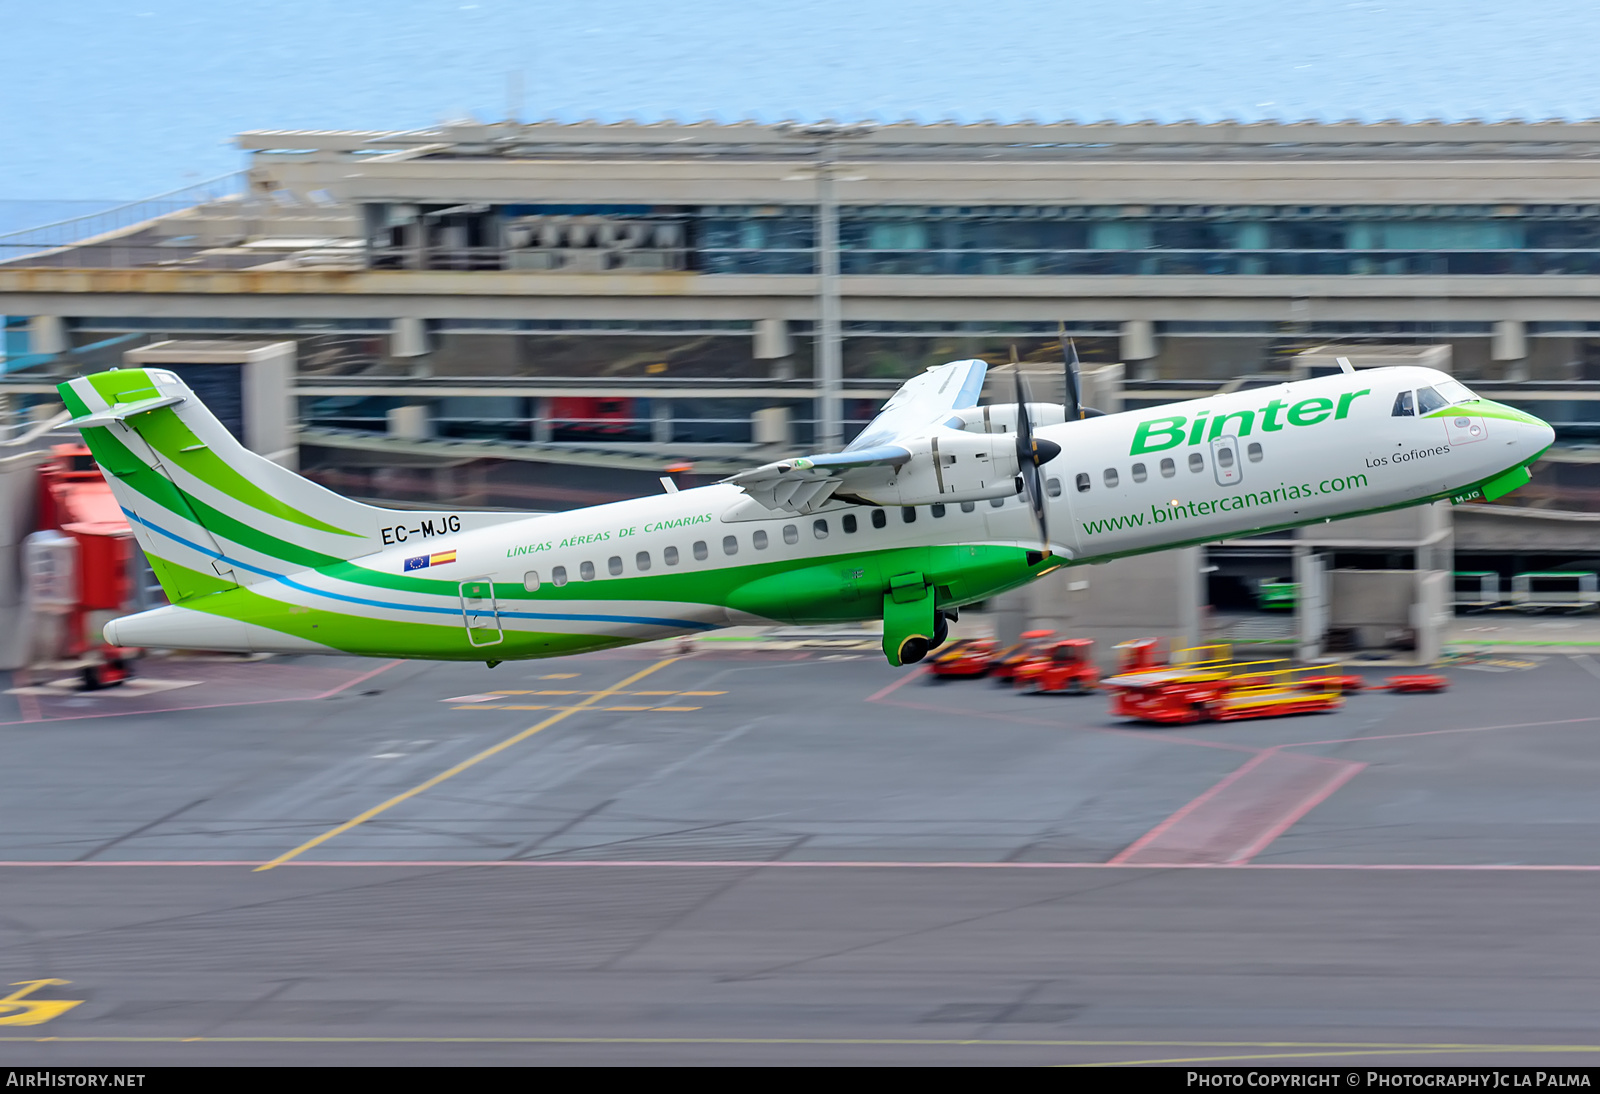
[723,359,989,514]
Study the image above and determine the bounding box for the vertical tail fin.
[59,367,486,603]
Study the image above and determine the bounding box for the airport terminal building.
[4,118,1600,655]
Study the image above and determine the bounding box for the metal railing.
[0,172,248,263]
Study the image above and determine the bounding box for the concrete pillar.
[651,400,674,445]
[1492,320,1527,362]
[387,405,432,441]
[754,319,792,360]
[751,406,791,447]
[532,397,552,443]
[391,317,430,358]
[28,316,68,356]
[1120,319,1157,362]
[1294,546,1328,663]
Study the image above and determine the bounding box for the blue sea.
[4,1,1600,210]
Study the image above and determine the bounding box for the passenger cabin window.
[663,546,679,566]
[1132,462,1148,483]
[843,513,859,532]
[1103,468,1119,488]
[523,572,540,592]
[783,524,799,544]
[551,565,568,586]
[635,551,651,571]
[813,519,829,539]
[1189,452,1205,473]
[1075,472,1091,493]
[1392,390,1414,417]
[1160,458,1176,478]
[1045,478,1061,497]
[870,509,887,529]
[608,556,623,576]
[902,507,916,523]
[693,540,708,561]
[752,530,768,549]
[930,504,945,518]
[960,501,975,513]
[1416,385,1448,414]
[990,496,1006,508]
[1217,446,1235,469]
[580,561,596,581]
[1247,442,1263,463]
[722,535,738,556]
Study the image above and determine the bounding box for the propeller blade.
[1060,323,1083,421]
[1009,350,1059,554]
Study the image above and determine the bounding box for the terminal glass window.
[580,561,596,581]
[723,535,739,556]
[551,565,568,586]
[783,524,799,544]
[635,551,651,571]
[523,572,540,592]
[693,540,708,560]
[871,509,887,528]
[608,556,623,576]
[753,530,768,549]
[664,546,679,566]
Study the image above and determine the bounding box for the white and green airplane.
[60,347,1553,668]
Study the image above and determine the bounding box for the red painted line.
[864,666,926,702]
[1107,751,1278,865]
[3,859,1600,871]
[1230,761,1367,864]
[312,659,402,700]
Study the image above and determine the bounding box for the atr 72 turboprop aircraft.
[60,341,1553,668]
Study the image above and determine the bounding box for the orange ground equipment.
[1103,644,1343,724]
[927,637,999,679]
[990,629,1057,686]
[1381,673,1449,693]
[35,444,141,689]
[1011,638,1099,694]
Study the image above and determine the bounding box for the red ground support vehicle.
[1382,673,1449,693]
[927,638,999,679]
[1104,658,1343,724]
[1011,638,1099,694]
[990,629,1057,686]
[36,444,141,689]
[1298,673,1366,694]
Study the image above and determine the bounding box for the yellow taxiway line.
[254,657,682,872]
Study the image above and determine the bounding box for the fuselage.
[105,366,1553,660]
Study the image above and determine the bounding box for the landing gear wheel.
[899,637,930,665]
[931,612,950,651]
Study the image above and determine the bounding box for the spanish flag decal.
[403,549,458,572]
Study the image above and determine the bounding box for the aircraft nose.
[1528,415,1556,455]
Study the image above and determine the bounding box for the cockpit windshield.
[1434,379,1477,404]
[1402,379,1478,417]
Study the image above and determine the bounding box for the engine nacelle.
[852,430,1021,507]
[952,402,1067,435]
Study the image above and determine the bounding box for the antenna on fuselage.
[1336,356,1355,375]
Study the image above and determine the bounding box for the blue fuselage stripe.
[123,508,718,631]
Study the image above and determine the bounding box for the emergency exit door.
[459,578,503,646]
